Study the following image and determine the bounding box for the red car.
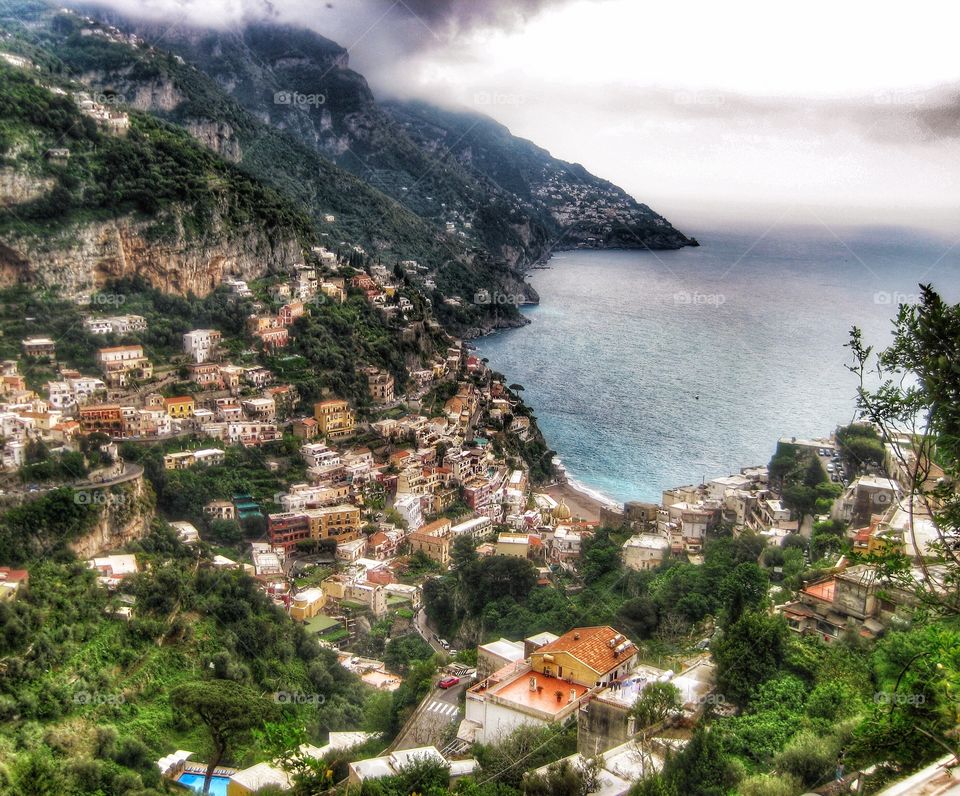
[437,676,460,689]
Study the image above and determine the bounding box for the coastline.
[544,477,620,523]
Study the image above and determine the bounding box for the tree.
[451,534,477,572]
[718,562,769,623]
[170,680,277,794]
[631,682,681,728]
[847,286,960,615]
[712,611,788,706]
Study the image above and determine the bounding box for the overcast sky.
[90,0,960,233]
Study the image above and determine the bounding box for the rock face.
[0,211,301,298]
[0,168,55,207]
[68,475,154,559]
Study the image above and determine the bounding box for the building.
[163,396,195,418]
[182,329,222,363]
[348,747,473,786]
[189,362,223,389]
[267,504,362,550]
[392,493,423,532]
[496,533,532,559]
[314,399,356,439]
[290,588,326,621]
[169,521,200,545]
[779,562,943,642]
[451,516,493,541]
[367,369,396,404]
[203,500,236,521]
[162,448,225,470]
[409,518,453,566]
[78,404,125,437]
[477,638,527,678]
[96,345,152,387]
[622,534,670,571]
[21,338,56,358]
[322,573,387,617]
[532,626,638,688]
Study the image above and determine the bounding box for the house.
[267,504,362,550]
[163,396,195,418]
[0,568,29,600]
[79,404,126,437]
[278,300,306,326]
[392,493,423,532]
[779,562,944,642]
[348,747,469,786]
[96,345,152,387]
[451,516,493,541]
[314,399,355,439]
[292,417,319,440]
[189,362,223,389]
[169,521,200,545]
[322,573,387,617]
[477,638,527,678]
[496,533,532,559]
[409,518,453,566]
[87,554,139,589]
[532,626,638,688]
[242,397,276,422]
[366,369,395,404]
[182,329,222,363]
[622,534,670,571]
[162,448,225,470]
[204,500,236,521]
[367,529,404,560]
[21,337,56,358]
[290,587,326,620]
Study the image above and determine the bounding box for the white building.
[182,329,222,363]
[622,534,670,571]
[393,492,423,532]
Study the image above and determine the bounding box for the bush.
[737,773,803,796]
[774,730,839,788]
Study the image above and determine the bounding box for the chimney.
[574,632,580,640]
[569,689,576,703]
[529,676,537,692]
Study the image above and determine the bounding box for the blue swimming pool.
[177,772,230,796]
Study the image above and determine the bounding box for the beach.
[545,480,618,523]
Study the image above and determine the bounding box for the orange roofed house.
[463,626,637,745]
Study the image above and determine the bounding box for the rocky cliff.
[0,208,299,298]
[68,475,155,558]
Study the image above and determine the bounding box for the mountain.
[71,9,697,262]
[0,1,694,335]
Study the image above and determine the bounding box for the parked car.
[437,676,460,689]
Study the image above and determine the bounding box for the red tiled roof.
[535,626,636,675]
[803,578,836,602]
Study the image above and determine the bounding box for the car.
[437,676,460,689]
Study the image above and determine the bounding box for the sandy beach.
[545,480,619,523]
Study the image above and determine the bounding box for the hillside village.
[0,8,957,796]
[0,231,954,795]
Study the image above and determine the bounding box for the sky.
[84,0,960,233]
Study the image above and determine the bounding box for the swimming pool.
[177,772,231,796]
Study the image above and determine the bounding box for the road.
[392,677,468,751]
[414,607,446,654]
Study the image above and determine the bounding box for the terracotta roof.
[535,626,636,675]
[803,578,836,602]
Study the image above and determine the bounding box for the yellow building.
[530,626,638,687]
[314,399,356,438]
[495,533,531,558]
[289,587,326,620]
[409,519,453,566]
[303,504,362,541]
[163,396,195,418]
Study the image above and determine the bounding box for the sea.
[475,225,960,505]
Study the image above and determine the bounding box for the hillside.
[73,8,695,263]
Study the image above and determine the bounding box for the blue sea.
[475,225,960,504]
